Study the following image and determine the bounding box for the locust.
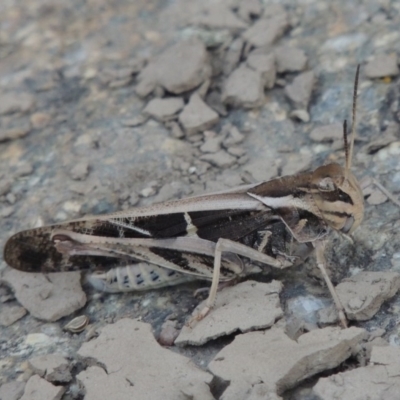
[4,67,367,328]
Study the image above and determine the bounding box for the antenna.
[346,64,360,171]
[343,119,348,168]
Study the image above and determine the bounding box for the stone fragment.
[140,186,157,198]
[309,123,343,142]
[223,37,244,76]
[143,97,184,121]
[222,65,264,108]
[6,192,15,204]
[281,152,311,176]
[290,109,310,122]
[0,124,31,142]
[29,354,71,383]
[222,124,245,146]
[247,52,276,89]
[244,159,279,182]
[242,12,288,48]
[30,112,51,129]
[2,269,86,321]
[336,271,400,321]
[175,281,283,346]
[364,185,388,205]
[101,65,137,87]
[25,333,51,346]
[365,54,399,78]
[0,205,15,218]
[312,346,400,399]
[274,46,307,73]
[62,200,82,214]
[209,326,366,396]
[0,179,12,196]
[178,93,219,135]
[285,70,316,109]
[205,91,227,116]
[193,4,247,30]
[70,161,90,181]
[222,382,282,400]
[20,375,65,400]
[158,320,179,346]
[362,123,399,154]
[165,120,185,139]
[0,381,25,400]
[121,114,148,127]
[14,163,34,177]
[364,337,388,359]
[0,93,35,115]
[136,40,211,97]
[0,304,27,326]
[227,146,246,157]
[77,319,213,399]
[196,78,210,98]
[285,295,332,335]
[200,131,223,153]
[263,4,287,18]
[152,181,191,203]
[237,0,262,22]
[200,149,237,168]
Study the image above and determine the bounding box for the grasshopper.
[4,67,366,328]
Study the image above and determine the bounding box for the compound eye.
[318,177,336,192]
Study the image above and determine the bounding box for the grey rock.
[246,52,276,89]
[136,39,211,97]
[176,281,283,346]
[0,124,31,142]
[237,0,262,22]
[285,70,316,109]
[193,4,247,30]
[2,269,86,321]
[77,319,214,399]
[274,46,307,73]
[290,109,310,122]
[0,304,26,326]
[242,12,288,47]
[0,179,12,196]
[365,54,399,78]
[223,37,244,76]
[336,271,400,321]
[0,381,25,400]
[20,375,65,400]
[222,124,245,146]
[205,90,227,116]
[143,97,184,121]
[310,123,343,142]
[200,131,223,153]
[165,120,185,139]
[178,93,219,135]
[0,93,35,115]
[200,149,237,168]
[209,326,366,396]
[313,346,400,400]
[0,205,15,218]
[70,161,90,181]
[29,354,72,383]
[222,65,264,108]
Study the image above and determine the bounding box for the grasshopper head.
[311,163,364,234]
[311,65,364,235]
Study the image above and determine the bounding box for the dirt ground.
[1,1,400,399]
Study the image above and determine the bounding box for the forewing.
[4,193,272,273]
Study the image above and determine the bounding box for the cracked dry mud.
[1,1,400,400]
